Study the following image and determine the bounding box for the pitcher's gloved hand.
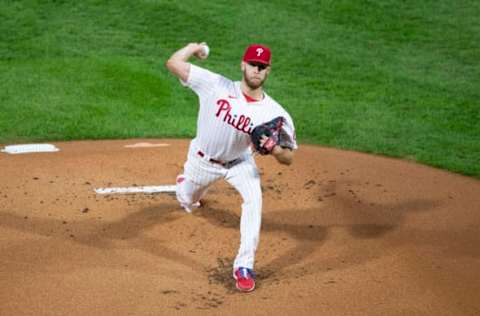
[250,116,293,155]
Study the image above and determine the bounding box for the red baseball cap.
[243,44,271,65]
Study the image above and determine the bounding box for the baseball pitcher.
[165,42,297,292]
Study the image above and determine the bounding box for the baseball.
[201,44,209,58]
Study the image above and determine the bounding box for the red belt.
[197,150,238,167]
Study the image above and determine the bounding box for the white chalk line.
[95,185,176,195]
[124,142,171,148]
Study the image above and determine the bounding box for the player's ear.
[265,65,271,75]
[241,61,246,71]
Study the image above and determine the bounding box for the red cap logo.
[243,44,271,65]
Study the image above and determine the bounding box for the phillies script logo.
[215,99,254,134]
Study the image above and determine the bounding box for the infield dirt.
[1,139,479,315]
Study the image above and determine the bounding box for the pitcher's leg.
[176,175,205,212]
[225,158,262,270]
[176,156,222,212]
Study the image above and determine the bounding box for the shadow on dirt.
[0,203,205,273]
[197,195,438,290]
[0,194,446,292]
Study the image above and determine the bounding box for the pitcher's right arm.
[165,43,207,82]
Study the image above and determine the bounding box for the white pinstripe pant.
[176,148,262,270]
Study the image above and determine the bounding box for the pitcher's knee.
[176,191,191,205]
[176,178,193,205]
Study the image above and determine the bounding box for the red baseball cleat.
[233,267,256,292]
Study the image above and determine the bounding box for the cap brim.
[245,59,270,65]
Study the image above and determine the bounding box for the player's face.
[242,61,271,89]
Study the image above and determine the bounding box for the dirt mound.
[1,139,479,315]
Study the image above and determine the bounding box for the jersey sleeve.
[180,63,221,98]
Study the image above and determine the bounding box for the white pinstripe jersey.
[182,64,297,161]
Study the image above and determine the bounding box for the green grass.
[1,0,479,177]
